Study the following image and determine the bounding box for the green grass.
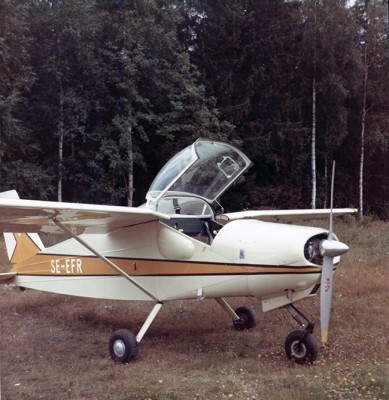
[0,220,388,399]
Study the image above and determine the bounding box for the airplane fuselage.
[10,219,330,312]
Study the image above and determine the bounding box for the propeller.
[319,162,349,344]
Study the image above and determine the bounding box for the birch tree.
[300,0,359,209]
[311,1,318,209]
[359,21,368,219]
[353,0,388,218]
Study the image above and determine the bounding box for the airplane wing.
[0,197,170,234]
[216,208,358,224]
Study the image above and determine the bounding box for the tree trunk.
[311,1,318,210]
[126,115,134,207]
[57,80,64,202]
[359,49,367,219]
[324,156,328,209]
[311,75,317,209]
[359,1,369,220]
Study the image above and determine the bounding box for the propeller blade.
[319,239,348,344]
[320,255,333,344]
[319,161,349,344]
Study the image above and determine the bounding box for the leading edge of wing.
[0,198,170,234]
[217,208,358,223]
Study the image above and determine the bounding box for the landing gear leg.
[284,304,318,364]
[215,298,257,330]
[52,217,164,364]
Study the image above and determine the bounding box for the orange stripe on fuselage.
[10,253,321,276]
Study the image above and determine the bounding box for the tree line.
[0,0,388,217]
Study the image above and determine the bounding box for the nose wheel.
[285,330,318,364]
[284,304,319,364]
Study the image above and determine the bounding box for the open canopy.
[146,139,252,207]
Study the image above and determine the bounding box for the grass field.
[0,219,388,400]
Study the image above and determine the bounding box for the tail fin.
[4,232,45,264]
[0,190,45,264]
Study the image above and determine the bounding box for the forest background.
[0,0,388,218]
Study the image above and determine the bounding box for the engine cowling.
[211,219,333,267]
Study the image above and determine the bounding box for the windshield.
[146,140,251,206]
[147,145,194,200]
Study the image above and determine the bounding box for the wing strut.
[52,217,160,302]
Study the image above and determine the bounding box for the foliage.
[0,0,388,215]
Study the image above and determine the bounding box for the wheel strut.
[284,304,315,334]
[284,304,318,364]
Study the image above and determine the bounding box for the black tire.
[285,330,318,364]
[109,329,138,363]
[233,306,257,330]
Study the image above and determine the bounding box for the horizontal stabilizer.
[0,272,16,283]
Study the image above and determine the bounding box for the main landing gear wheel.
[109,329,138,363]
[233,306,257,330]
[285,330,318,364]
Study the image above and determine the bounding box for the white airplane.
[0,139,355,364]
